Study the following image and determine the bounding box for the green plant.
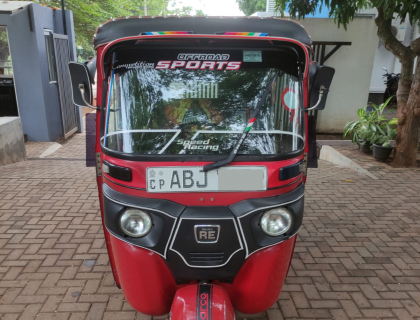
[357,126,374,145]
[343,96,397,146]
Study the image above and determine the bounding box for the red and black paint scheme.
[68,16,335,319]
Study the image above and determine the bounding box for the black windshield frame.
[100,38,307,162]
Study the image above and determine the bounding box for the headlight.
[260,208,292,236]
[120,208,152,237]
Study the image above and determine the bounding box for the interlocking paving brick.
[0,135,419,319]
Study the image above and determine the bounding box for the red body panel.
[101,157,303,206]
[110,235,180,315]
[171,285,235,320]
[216,236,296,314]
[93,36,309,316]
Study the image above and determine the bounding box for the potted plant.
[343,108,371,147]
[344,97,397,154]
[357,126,374,154]
[371,129,397,161]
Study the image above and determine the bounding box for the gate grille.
[53,34,78,139]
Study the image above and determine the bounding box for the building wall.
[31,4,64,142]
[299,18,378,133]
[359,8,415,93]
[0,6,50,141]
[0,4,78,141]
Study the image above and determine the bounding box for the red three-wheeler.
[68,16,335,320]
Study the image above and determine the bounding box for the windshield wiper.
[203,74,277,172]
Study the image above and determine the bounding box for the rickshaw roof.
[93,16,312,48]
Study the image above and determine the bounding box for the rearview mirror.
[68,62,95,109]
[308,66,335,111]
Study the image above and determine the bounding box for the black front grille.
[190,252,224,264]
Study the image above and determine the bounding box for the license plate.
[146,166,267,193]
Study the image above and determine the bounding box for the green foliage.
[273,0,420,29]
[236,0,266,16]
[343,96,397,146]
[17,0,193,60]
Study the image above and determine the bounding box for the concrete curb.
[319,145,378,180]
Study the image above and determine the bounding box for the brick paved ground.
[0,133,419,320]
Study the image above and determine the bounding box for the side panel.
[303,60,310,181]
[110,235,179,316]
[96,45,120,286]
[216,236,296,314]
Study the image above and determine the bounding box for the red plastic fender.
[170,284,235,320]
[215,236,297,314]
[110,236,178,316]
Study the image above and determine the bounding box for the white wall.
[369,42,396,92]
[358,8,415,93]
[299,18,378,133]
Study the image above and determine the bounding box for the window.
[44,30,57,82]
[0,26,13,77]
[104,47,304,156]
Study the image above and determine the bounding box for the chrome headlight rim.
[260,207,293,237]
[119,208,152,238]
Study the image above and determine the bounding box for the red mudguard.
[110,234,296,315]
[170,284,235,320]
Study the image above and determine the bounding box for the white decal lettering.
[177,53,230,60]
[155,61,171,69]
[170,61,187,69]
[226,61,242,70]
[185,61,201,69]
[200,61,216,70]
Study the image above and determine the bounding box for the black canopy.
[93,16,311,48]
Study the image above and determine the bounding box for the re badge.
[194,225,220,243]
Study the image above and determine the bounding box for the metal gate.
[53,34,78,139]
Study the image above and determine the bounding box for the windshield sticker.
[177,139,219,151]
[112,61,154,70]
[281,88,298,122]
[169,81,219,99]
[156,61,241,70]
[177,53,230,60]
[243,51,262,62]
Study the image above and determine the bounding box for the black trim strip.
[267,175,302,190]
[103,175,147,191]
[196,284,213,320]
[279,160,303,181]
[229,183,305,218]
[102,159,132,182]
[103,183,185,217]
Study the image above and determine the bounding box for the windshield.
[104,47,304,156]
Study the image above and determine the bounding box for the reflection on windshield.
[105,50,304,156]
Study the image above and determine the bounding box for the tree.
[274,0,420,167]
[195,9,206,16]
[18,0,192,60]
[236,0,266,16]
